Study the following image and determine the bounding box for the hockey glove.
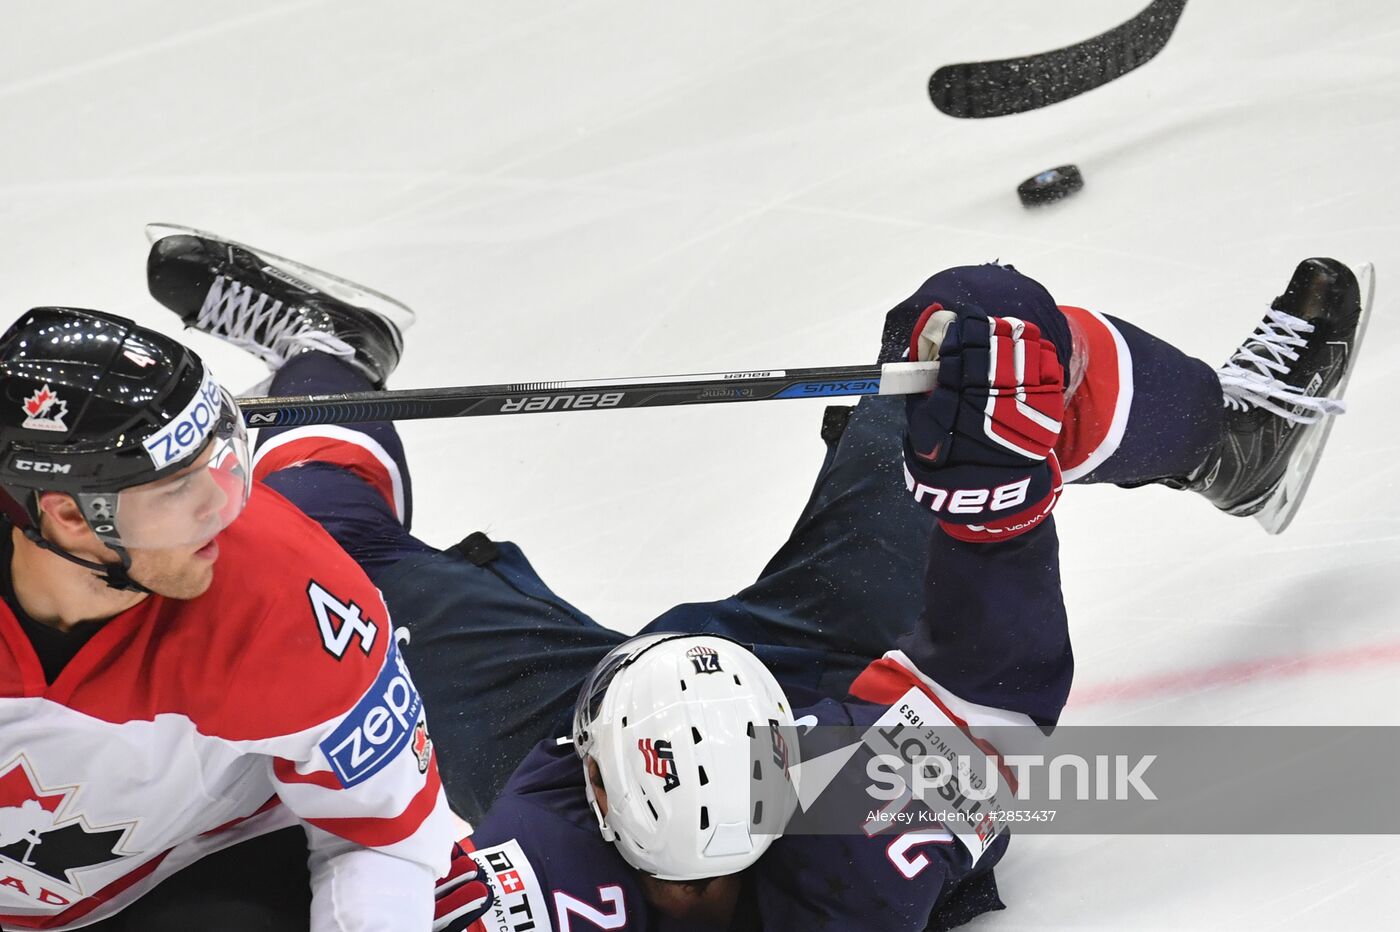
[433,839,494,932]
[904,304,1065,542]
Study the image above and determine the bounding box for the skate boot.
[145,224,410,387]
[1189,257,1374,533]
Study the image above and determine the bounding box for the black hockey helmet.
[0,307,251,564]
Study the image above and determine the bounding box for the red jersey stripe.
[305,752,443,847]
[274,757,343,790]
[253,428,403,521]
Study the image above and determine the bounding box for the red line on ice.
[1068,639,1400,707]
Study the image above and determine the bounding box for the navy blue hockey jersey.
[463,519,1070,932]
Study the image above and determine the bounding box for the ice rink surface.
[2,1,1396,927]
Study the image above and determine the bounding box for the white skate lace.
[1217,308,1345,424]
[196,275,354,369]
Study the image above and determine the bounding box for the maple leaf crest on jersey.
[0,758,133,909]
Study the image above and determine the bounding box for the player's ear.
[586,757,610,817]
[35,491,99,549]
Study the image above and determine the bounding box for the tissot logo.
[0,758,131,904]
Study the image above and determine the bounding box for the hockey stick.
[929,0,1187,118]
[237,361,938,427]
[141,225,936,428]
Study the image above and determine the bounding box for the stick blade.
[929,0,1187,118]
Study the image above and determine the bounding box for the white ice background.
[1,2,1397,928]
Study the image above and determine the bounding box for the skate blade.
[1254,261,1375,534]
[144,223,417,333]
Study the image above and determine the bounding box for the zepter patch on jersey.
[467,839,552,932]
[320,639,425,788]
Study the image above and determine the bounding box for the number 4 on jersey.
[308,580,379,659]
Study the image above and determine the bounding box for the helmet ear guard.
[571,634,799,880]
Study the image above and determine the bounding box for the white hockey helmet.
[571,633,797,881]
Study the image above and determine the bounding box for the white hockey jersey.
[0,483,455,929]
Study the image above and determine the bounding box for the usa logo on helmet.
[637,738,680,792]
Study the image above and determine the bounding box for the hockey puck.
[1017,164,1083,207]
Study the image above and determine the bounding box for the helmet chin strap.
[20,526,153,595]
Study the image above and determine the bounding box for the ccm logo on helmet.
[12,459,71,474]
[320,641,424,787]
[143,371,223,470]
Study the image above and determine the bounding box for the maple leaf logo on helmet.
[20,385,67,433]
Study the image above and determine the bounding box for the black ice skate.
[1190,257,1374,534]
[145,223,413,387]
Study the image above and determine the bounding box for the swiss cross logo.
[0,757,134,907]
[686,645,722,675]
[638,738,680,793]
[497,869,523,893]
[20,385,68,433]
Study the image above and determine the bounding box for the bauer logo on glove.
[904,304,1066,542]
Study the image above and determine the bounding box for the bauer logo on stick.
[20,385,68,433]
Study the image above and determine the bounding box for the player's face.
[120,449,228,540]
[120,536,220,600]
[114,447,234,599]
[111,431,250,546]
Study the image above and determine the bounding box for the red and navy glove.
[433,838,494,932]
[904,304,1065,542]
